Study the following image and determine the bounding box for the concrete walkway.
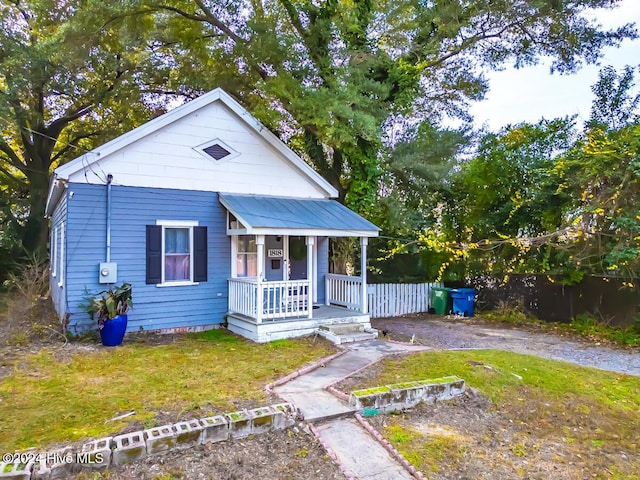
[274,340,429,479]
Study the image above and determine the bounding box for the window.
[51,226,57,277]
[146,221,208,285]
[58,222,65,287]
[165,227,191,281]
[236,235,257,277]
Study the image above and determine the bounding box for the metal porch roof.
[218,194,380,237]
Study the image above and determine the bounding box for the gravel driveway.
[373,315,640,377]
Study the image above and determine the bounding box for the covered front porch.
[219,194,379,343]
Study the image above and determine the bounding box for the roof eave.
[44,176,66,218]
[245,227,379,237]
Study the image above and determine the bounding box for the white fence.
[367,282,442,318]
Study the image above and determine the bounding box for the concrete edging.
[265,349,348,396]
[0,403,297,480]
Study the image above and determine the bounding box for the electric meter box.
[99,262,118,284]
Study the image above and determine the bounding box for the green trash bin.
[430,287,452,315]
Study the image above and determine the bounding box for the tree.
[556,66,640,278]
[589,65,640,131]
[0,0,157,254]
[369,120,469,282]
[142,0,635,217]
[439,118,577,278]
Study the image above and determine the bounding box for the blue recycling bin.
[450,288,476,317]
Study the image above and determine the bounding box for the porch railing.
[228,278,310,322]
[228,278,259,319]
[326,273,363,311]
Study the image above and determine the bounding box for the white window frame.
[233,234,258,278]
[156,220,199,287]
[51,226,57,278]
[57,222,65,288]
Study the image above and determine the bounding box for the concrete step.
[316,327,378,345]
[318,322,367,334]
[274,388,356,422]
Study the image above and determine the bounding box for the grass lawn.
[0,329,335,451]
[351,350,640,477]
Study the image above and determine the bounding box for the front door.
[265,235,285,281]
[288,236,307,280]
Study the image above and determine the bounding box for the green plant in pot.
[82,282,133,346]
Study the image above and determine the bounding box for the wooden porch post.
[306,236,314,318]
[256,235,265,323]
[360,236,368,314]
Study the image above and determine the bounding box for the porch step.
[316,323,378,345]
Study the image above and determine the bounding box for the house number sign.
[268,249,283,258]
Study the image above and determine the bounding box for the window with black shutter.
[146,222,207,285]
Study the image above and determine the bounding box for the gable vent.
[203,143,231,161]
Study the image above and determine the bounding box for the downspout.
[106,174,113,262]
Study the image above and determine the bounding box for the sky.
[470,0,640,130]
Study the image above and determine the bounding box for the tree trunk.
[23,168,50,254]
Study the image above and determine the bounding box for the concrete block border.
[349,376,466,413]
[0,403,297,478]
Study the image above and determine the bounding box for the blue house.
[45,88,379,342]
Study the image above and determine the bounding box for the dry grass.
[0,329,335,451]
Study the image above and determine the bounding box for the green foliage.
[387,65,640,282]
[589,65,640,131]
[80,283,133,329]
[557,122,640,277]
[141,0,634,276]
[0,0,162,253]
[567,314,640,347]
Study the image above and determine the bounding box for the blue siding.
[317,236,329,304]
[50,190,68,318]
[65,183,230,334]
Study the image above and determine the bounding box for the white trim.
[312,240,318,304]
[245,227,379,237]
[156,281,200,288]
[51,88,338,198]
[155,220,199,286]
[194,138,239,164]
[58,222,65,288]
[51,226,57,277]
[231,235,238,278]
[156,219,199,227]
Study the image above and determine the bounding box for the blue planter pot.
[100,314,128,346]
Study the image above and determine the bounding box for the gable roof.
[219,193,379,237]
[45,88,338,216]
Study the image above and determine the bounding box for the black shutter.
[146,225,162,284]
[193,226,208,282]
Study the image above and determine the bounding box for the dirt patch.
[71,425,343,480]
[361,389,640,479]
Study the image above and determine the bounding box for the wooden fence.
[367,282,442,318]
